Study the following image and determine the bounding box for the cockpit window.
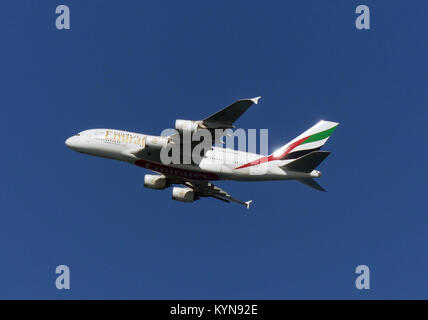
[76,133,80,136]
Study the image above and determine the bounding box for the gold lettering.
[113,132,121,141]
[105,130,111,140]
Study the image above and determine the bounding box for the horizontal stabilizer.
[296,178,326,192]
[283,151,331,173]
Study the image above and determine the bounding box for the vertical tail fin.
[234,120,338,170]
[271,120,339,161]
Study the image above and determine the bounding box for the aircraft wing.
[173,179,252,209]
[168,96,261,148]
[202,96,261,129]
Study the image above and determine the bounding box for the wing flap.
[182,180,252,209]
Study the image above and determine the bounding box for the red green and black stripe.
[281,146,321,160]
[234,124,337,170]
[300,126,337,145]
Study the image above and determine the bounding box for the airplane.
[65,97,338,208]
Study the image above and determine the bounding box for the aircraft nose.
[65,136,78,149]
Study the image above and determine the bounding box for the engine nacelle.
[175,119,200,135]
[172,187,195,202]
[145,135,169,150]
[144,174,167,190]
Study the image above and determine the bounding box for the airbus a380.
[65,97,338,208]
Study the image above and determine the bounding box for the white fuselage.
[65,129,321,182]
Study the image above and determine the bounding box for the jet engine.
[175,119,201,135]
[172,187,195,202]
[144,174,167,190]
[145,135,169,150]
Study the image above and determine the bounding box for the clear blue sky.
[1,0,427,299]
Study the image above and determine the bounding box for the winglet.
[250,96,261,104]
[245,200,253,209]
